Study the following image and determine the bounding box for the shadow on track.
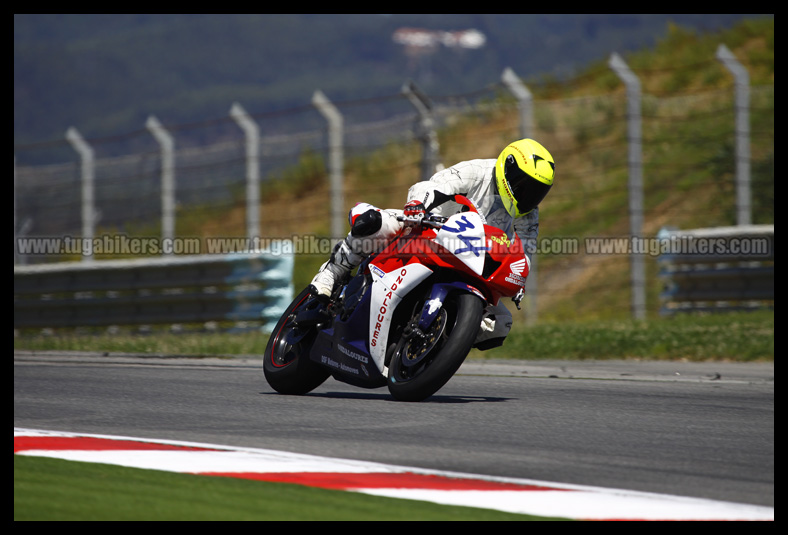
[261,390,512,403]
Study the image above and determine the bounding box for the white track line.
[14,428,773,521]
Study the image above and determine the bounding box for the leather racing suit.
[323,159,540,349]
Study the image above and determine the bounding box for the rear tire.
[387,292,483,401]
[263,287,330,395]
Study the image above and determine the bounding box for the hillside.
[14,14,769,161]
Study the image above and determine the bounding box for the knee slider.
[350,209,383,238]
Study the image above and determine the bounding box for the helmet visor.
[505,155,552,214]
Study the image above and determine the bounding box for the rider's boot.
[309,238,363,299]
[310,204,402,300]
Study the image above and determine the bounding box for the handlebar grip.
[397,214,446,228]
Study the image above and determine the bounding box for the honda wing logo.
[506,258,528,287]
[510,258,526,275]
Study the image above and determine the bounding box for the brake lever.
[512,287,525,310]
[397,214,445,229]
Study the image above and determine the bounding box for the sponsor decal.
[371,268,408,348]
[489,234,511,248]
[336,344,370,377]
[321,355,360,375]
[505,257,528,287]
[368,263,432,372]
[510,258,527,274]
[338,344,368,364]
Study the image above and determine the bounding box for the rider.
[310,138,555,349]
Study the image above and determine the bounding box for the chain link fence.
[14,53,774,322]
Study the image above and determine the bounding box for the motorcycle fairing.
[368,262,432,373]
[306,281,389,388]
[432,211,489,276]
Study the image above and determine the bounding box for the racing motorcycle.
[263,195,528,401]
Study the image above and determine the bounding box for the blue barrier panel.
[657,226,773,315]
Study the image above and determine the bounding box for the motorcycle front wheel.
[388,291,483,402]
[263,287,330,395]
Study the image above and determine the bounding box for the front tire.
[263,287,330,395]
[388,292,483,401]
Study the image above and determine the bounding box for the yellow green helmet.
[494,138,555,217]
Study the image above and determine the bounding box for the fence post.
[65,127,96,262]
[501,67,534,138]
[501,67,538,325]
[230,102,261,240]
[14,158,18,264]
[145,115,176,253]
[311,90,345,241]
[609,53,646,320]
[14,157,16,264]
[716,44,752,226]
[402,80,441,181]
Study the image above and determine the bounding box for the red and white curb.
[14,428,773,521]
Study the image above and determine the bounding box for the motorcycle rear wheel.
[263,287,330,395]
[388,292,483,401]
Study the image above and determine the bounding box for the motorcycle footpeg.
[293,304,331,327]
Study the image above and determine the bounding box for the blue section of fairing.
[417,281,479,331]
[307,275,386,388]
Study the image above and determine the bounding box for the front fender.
[417,282,485,332]
[368,262,433,373]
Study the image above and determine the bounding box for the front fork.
[415,281,485,332]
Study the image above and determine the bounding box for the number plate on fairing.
[433,211,490,276]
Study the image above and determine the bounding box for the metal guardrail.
[13,243,293,332]
[657,225,774,315]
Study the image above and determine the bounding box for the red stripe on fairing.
[14,436,217,453]
[199,471,573,491]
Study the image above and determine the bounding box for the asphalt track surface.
[14,351,774,509]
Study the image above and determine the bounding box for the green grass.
[15,309,774,362]
[14,455,565,521]
[14,329,269,357]
[489,309,774,362]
